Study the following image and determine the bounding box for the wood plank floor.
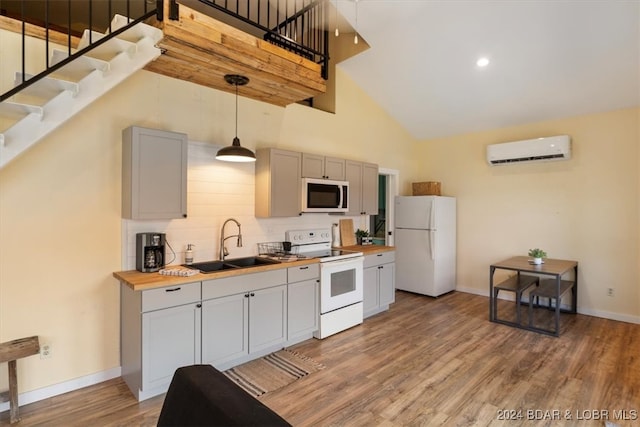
[2,291,638,426]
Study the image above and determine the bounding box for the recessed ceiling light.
[476,57,490,67]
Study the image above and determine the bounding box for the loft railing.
[188,0,329,79]
[0,0,161,102]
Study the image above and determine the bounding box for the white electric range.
[286,228,364,339]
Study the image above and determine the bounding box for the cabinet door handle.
[250,292,255,297]
[165,287,181,292]
[196,303,202,308]
[244,293,250,298]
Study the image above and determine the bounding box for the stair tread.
[78,30,137,61]
[108,14,163,44]
[50,50,110,81]
[0,101,43,118]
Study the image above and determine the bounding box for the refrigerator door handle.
[429,230,435,260]
[429,198,436,231]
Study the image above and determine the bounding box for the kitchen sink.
[183,257,280,274]
[225,256,281,268]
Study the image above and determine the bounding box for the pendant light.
[216,74,256,162]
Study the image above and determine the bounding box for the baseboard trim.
[455,287,640,325]
[0,366,122,414]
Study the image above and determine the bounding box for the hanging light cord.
[234,82,239,140]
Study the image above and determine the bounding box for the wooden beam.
[145,3,325,107]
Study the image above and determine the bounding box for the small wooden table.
[489,256,578,336]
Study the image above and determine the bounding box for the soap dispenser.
[185,244,195,265]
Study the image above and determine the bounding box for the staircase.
[0,14,163,170]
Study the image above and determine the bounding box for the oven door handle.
[321,257,363,269]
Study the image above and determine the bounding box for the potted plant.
[355,229,371,245]
[528,248,547,265]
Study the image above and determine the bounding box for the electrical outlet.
[607,288,615,297]
[40,343,52,359]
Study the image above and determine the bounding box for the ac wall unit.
[486,135,571,165]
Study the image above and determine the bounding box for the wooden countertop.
[114,257,318,292]
[340,245,395,255]
[114,246,395,292]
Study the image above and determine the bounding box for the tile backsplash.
[122,141,361,270]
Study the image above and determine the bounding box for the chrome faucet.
[219,218,243,260]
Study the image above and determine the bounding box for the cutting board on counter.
[339,219,356,246]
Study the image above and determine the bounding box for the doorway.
[370,168,399,246]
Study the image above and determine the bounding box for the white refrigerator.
[394,196,456,297]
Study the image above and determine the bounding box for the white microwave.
[301,178,349,213]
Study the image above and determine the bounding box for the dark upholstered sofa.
[157,365,292,427]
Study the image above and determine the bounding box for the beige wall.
[417,108,640,321]
[0,66,418,394]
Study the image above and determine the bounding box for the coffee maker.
[136,233,166,272]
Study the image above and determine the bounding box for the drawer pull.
[165,287,182,293]
[300,266,309,270]
[377,254,383,257]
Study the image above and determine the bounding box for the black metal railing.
[190,0,329,79]
[0,0,161,102]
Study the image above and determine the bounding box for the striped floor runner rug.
[223,349,325,397]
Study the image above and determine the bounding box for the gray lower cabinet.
[119,264,321,401]
[286,264,319,345]
[363,251,396,318]
[141,303,202,392]
[120,281,201,401]
[201,269,288,370]
[201,293,248,368]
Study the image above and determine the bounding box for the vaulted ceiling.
[333,0,640,140]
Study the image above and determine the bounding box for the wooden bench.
[493,274,539,325]
[0,336,40,424]
[528,279,575,326]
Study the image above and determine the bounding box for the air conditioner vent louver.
[486,135,571,166]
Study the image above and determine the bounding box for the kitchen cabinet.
[201,269,288,370]
[286,264,319,345]
[255,148,302,217]
[120,281,201,401]
[363,251,395,318]
[122,126,188,220]
[346,160,379,215]
[302,153,346,180]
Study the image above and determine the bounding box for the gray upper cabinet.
[255,148,301,218]
[122,126,188,220]
[302,153,346,180]
[346,160,379,215]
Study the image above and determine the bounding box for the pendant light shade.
[216,74,256,162]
